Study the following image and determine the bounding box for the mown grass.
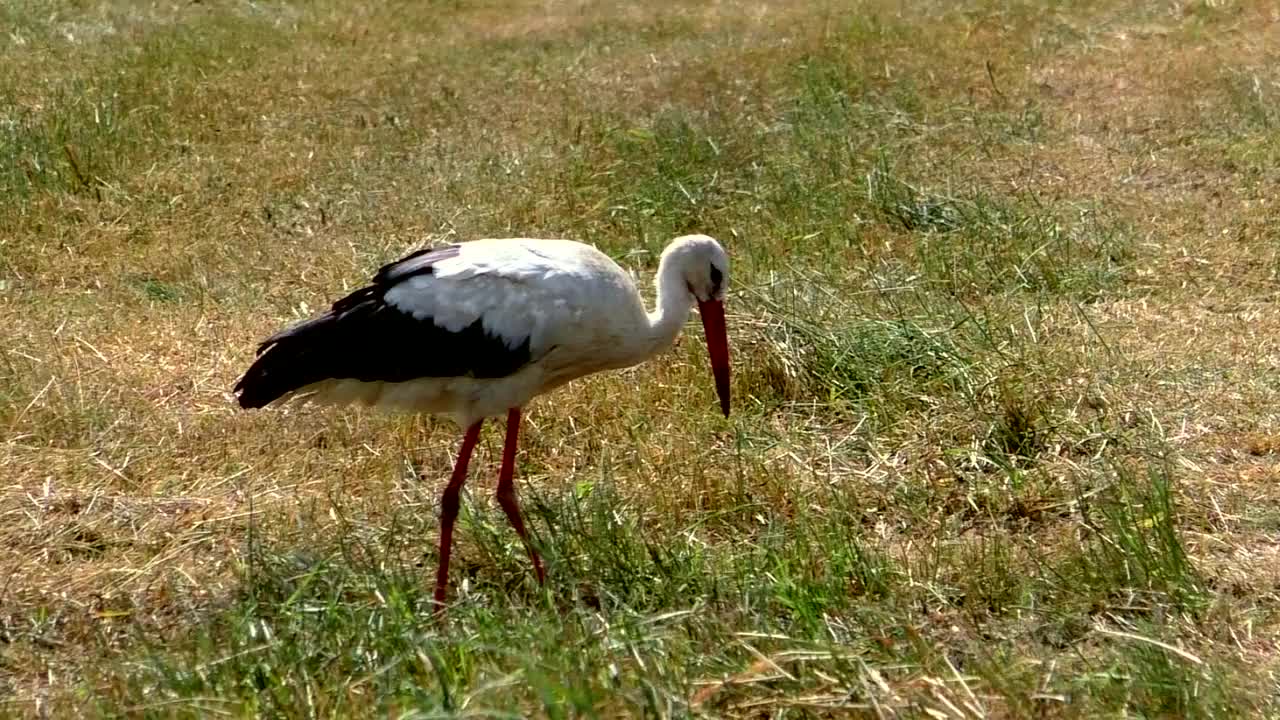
[3,0,1279,717]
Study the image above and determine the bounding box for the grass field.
[3,0,1280,716]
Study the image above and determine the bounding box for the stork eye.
[709,264,723,292]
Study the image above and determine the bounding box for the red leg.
[433,421,483,611]
[495,407,545,585]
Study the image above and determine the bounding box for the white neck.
[643,254,695,356]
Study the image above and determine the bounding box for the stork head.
[663,235,732,418]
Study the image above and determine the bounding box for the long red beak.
[698,299,731,417]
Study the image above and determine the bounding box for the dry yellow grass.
[2,0,1280,715]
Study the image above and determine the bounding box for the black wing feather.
[234,246,531,410]
[372,244,461,285]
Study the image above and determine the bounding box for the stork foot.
[496,486,546,585]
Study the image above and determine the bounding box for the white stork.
[234,234,731,609]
